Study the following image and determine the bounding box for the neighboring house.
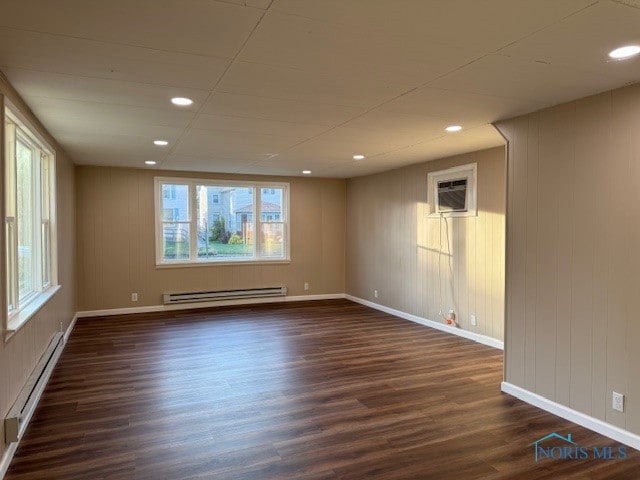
[162,185,282,244]
[203,188,281,237]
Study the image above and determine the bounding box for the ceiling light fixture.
[608,45,640,60]
[171,97,193,106]
[302,170,312,175]
[445,125,462,132]
[145,160,157,165]
[153,140,168,146]
[353,154,365,160]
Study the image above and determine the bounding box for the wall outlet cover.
[612,392,624,412]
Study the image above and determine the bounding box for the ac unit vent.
[437,178,468,212]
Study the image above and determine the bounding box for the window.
[155,178,289,265]
[427,163,477,218]
[4,107,57,326]
[162,185,177,200]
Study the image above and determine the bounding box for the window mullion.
[5,121,17,313]
[254,187,261,259]
[33,149,43,291]
[189,183,197,261]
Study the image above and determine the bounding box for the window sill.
[427,211,477,219]
[4,285,61,342]
[156,258,291,269]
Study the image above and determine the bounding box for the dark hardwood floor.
[5,299,639,479]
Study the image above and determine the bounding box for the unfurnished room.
[0,1,639,479]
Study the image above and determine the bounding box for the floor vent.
[5,332,64,443]
[163,286,287,305]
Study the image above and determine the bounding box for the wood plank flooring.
[5,299,639,479]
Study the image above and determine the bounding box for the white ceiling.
[1,0,639,178]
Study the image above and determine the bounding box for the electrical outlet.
[374,290,379,298]
[612,392,624,412]
[470,315,477,326]
[131,293,138,302]
[304,282,309,291]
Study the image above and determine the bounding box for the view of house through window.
[156,178,288,264]
[4,107,57,321]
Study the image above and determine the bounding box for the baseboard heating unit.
[4,332,64,443]
[163,286,288,305]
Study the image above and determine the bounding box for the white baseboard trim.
[63,313,78,343]
[0,314,77,480]
[501,381,640,451]
[345,294,504,350]
[0,443,17,480]
[76,293,346,318]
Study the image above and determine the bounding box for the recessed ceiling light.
[171,97,193,106]
[608,45,640,60]
[153,140,168,146]
[302,170,312,175]
[145,160,157,165]
[445,125,462,132]
[353,154,365,160]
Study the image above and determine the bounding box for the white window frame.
[4,104,59,337]
[427,163,477,218]
[154,177,290,266]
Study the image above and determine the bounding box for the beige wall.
[495,84,640,435]
[346,147,506,341]
[0,74,76,460]
[75,166,346,311]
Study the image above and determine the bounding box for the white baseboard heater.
[163,286,288,305]
[5,332,64,443]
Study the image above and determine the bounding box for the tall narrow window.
[4,107,57,326]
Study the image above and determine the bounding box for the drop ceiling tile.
[67,148,157,167]
[218,61,411,108]
[202,92,365,126]
[0,28,229,89]
[262,135,396,167]
[192,113,328,138]
[2,68,210,110]
[223,0,273,9]
[174,129,301,158]
[161,154,257,174]
[369,125,505,165]
[342,111,486,146]
[379,87,546,124]
[240,11,479,86]
[0,0,262,58]
[307,126,412,150]
[233,164,310,177]
[25,97,194,135]
[428,54,625,106]
[272,0,595,52]
[55,131,174,158]
[498,1,640,83]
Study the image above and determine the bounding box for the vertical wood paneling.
[495,84,640,436]
[508,117,528,383]
[524,114,539,392]
[605,89,632,429]
[628,89,640,435]
[551,103,575,406]
[0,74,76,462]
[75,167,346,310]
[346,147,506,342]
